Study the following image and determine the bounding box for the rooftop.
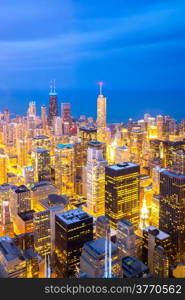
[84,238,117,256]
[56,209,91,225]
[57,143,74,150]
[107,162,139,171]
[122,256,149,278]
[145,226,170,240]
[0,236,25,262]
[33,135,49,140]
[18,210,35,222]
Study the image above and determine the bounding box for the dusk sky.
[1,0,185,92]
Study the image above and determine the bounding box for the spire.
[139,197,149,230]
[98,81,104,96]
[49,79,57,95]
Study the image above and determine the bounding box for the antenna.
[53,79,56,93]
[50,80,53,93]
[98,81,104,95]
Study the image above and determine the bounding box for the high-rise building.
[105,162,140,230]
[0,154,8,184]
[61,103,71,123]
[96,216,110,239]
[80,238,122,278]
[48,80,58,126]
[0,236,27,278]
[122,256,150,278]
[160,169,185,263]
[11,185,31,216]
[153,245,169,278]
[32,135,51,151]
[172,149,185,174]
[32,149,51,182]
[116,219,136,258]
[34,210,51,257]
[41,105,47,131]
[97,82,107,142]
[142,226,172,276]
[1,200,14,237]
[54,144,75,195]
[150,194,160,229]
[55,209,93,277]
[86,141,107,217]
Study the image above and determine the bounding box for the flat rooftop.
[56,209,91,225]
[57,143,74,150]
[144,226,170,240]
[84,238,117,256]
[0,236,25,262]
[107,162,139,171]
[18,210,35,222]
[33,135,49,140]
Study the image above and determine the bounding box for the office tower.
[15,210,35,235]
[153,245,169,278]
[97,82,107,143]
[160,169,185,263]
[117,219,136,258]
[38,194,69,254]
[27,101,36,119]
[0,154,8,184]
[32,135,51,151]
[86,141,107,217]
[122,256,150,278]
[96,216,110,239]
[30,181,59,209]
[1,200,14,237]
[23,167,34,185]
[41,105,47,131]
[115,146,130,164]
[13,233,35,252]
[80,238,122,278]
[61,103,71,123]
[3,108,10,123]
[150,194,160,228]
[129,128,143,164]
[11,185,31,216]
[172,149,185,174]
[55,209,93,277]
[53,116,62,135]
[48,80,58,126]
[0,236,27,278]
[16,139,28,167]
[152,166,162,194]
[105,162,140,230]
[54,144,75,195]
[74,142,84,195]
[156,115,164,140]
[79,126,97,143]
[34,210,51,257]
[24,248,39,278]
[143,226,172,276]
[32,149,51,182]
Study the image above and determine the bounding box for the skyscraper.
[142,226,172,276]
[48,80,58,126]
[160,169,185,263]
[32,149,51,182]
[61,103,71,123]
[116,219,136,258]
[80,238,122,278]
[41,105,48,131]
[54,144,75,195]
[97,82,107,143]
[86,141,107,217]
[55,209,93,277]
[105,162,140,230]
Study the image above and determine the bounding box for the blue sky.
[0,0,185,91]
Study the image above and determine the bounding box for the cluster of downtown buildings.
[0,82,184,279]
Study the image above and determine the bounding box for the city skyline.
[1,0,185,122]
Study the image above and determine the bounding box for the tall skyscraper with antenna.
[48,80,58,126]
[97,82,107,142]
